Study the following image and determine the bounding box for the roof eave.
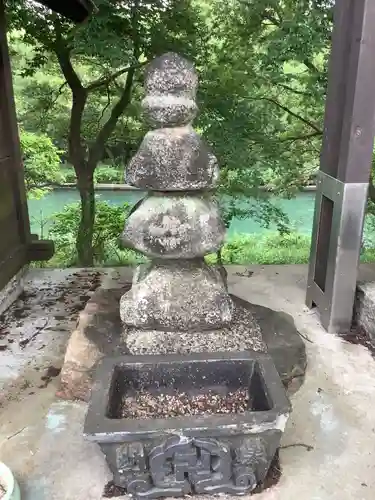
[35,0,95,23]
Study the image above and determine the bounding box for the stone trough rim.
[83,351,291,443]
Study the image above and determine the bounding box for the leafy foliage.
[8,0,205,265]
[94,165,122,184]
[11,0,375,266]
[48,200,135,265]
[207,232,311,265]
[199,1,331,179]
[61,163,122,184]
[190,0,333,228]
[217,195,290,234]
[206,231,375,266]
[20,129,64,198]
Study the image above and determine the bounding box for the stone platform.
[58,269,306,402]
[125,296,266,355]
[2,265,375,500]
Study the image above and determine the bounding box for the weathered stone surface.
[142,52,198,128]
[84,352,291,500]
[122,195,225,259]
[100,433,281,497]
[125,296,266,355]
[126,126,219,191]
[248,301,307,393]
[124,299,306,394]
[85,352,290,497]
[120,260,233,331]
[355,281,375,340]
[143,95,198,129]
[145,52,198,96]
[0,267,27,316]
[58,287,130,402]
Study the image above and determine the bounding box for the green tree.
[12,0,352,257]
[49,200,132,265]
[197,0,332,206]
[8,0,202,266]
[20,129,64,198]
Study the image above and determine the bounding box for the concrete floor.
[0,268,126,405]
[1,264,375,499]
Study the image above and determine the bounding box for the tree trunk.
[76,170,95,266]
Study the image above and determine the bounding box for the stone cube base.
[120,261,233,332]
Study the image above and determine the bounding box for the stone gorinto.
[84,54,292,500]
[120,52,233,333]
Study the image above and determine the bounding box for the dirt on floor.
[0,269,103,408]
[341,324,375,357]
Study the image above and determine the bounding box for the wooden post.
[306,0,375,333]
[0,0,53,290]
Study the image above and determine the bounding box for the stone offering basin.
[84,351,290,498]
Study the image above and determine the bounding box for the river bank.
[58,183,318,192]
[28,188,317,236]
[27,186,375,268]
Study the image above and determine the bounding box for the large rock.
[248,301,307,393]
[142,52,198,128]
[122,195,225,259]
[120,260,233,331]
[126,126,219,190]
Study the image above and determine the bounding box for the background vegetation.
[7,0,375,267]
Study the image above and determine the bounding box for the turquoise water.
[28,188,317,237]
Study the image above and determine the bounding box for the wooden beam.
[35,0,95,22]
[0,0,56,293]
[0,0,31,248]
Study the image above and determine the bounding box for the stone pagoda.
[120,52,262,354]
[60,52,304,402]
[83,53,303,498]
